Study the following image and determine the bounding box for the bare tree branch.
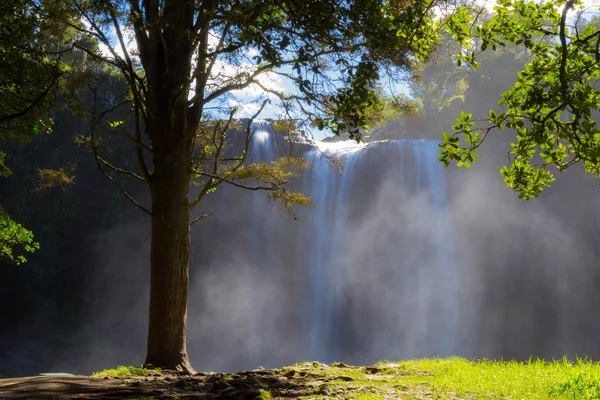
[96,155,146,182]
[188,107,235,209]
[190,212,214,225]
[87,89,152,215]
[195,171,283,191]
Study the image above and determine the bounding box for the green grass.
[290,357,600,399]
[90,358,600,399]
[92,365,163,378]
[257,389,274,400]
[399,357,600,399]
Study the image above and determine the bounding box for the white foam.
[254,129,270,143]
[314,140,366,156]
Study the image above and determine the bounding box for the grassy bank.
[297,357,600,399]
[88,357,600,399]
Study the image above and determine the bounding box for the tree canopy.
[0,0,67,264]
[440,0,600,199]
[39,0,464,371]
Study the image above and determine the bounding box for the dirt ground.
[0,368,328,399]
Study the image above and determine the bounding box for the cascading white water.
[241,121,279,365]
[301,139,458,362]
[302,141,365,362]
[246,130,458,364]
[250,121,277,259]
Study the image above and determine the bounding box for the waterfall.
[250,121,277,260]
[302,141,365,362]
[301,139,457,362]
[243,131,458,365]
[242,121,279,365]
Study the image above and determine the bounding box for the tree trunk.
[145,146,194,373]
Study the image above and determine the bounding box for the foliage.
[0,0,65,136]
[409,33,472,119]
[35,168,75,191]
[92,365,163,377]
[0,0,98,264]
[365,10,528,141]
[361,88,420,133]
[440,0,600,199]
[0,0,59,264]
[271,119,298,135]
[0,151,37,265]
[0,205,39,264]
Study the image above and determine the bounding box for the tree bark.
[145,145,194,373]
[138,0,196,372]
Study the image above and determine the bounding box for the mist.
[54,124,600,376]
[3,39,600,378]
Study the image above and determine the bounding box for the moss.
[257,389,273,400]
[92,365,162,378]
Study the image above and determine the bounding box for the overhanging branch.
[559,0,575,102]
[190,212,214,225]
[188,99,269,210]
